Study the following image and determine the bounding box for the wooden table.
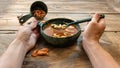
[0,0,120,68]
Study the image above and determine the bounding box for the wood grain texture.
[0,0,119,31]
[0,2,117,14]
[0,0,105,2]
[0,14,120,31]
[0,32,120,68]
[0,0,120,68]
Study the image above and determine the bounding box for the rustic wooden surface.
[0,0,120,68]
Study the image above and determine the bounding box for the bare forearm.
[82,40,120,68]
[0,39,27,68]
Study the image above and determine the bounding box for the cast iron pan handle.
[19,14,33,24]
[19,1,48,25]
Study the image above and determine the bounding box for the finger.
[99,19,106,29]
[33,26,40,38]
[91,13,100,23]
[31,33,38,41]
[32,32,39,40]
[26,17,37,24]
[28,33,38,50]
[29,20,38,29]
[23,17,37,26]
[23,17,38,29]
[30,32,39,45]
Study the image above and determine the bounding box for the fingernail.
[33,20,38,23]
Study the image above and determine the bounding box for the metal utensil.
[52,14,105,29]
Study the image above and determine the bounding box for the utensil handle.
[19,14,33,24]
[68,14,105,26]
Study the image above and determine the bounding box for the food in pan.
[33,9,46,19]
[43,23,78,38]
[51,24,67,29]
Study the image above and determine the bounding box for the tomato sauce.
[44,24,78,38]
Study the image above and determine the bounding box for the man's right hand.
[82,13,106,43]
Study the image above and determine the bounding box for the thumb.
[29,20,38,29]
[91,13,100,23]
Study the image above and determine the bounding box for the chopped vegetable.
[31,48,49,57]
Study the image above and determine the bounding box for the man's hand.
[82,13,120,68]
[15,17,40,51]
[82,13,106,43]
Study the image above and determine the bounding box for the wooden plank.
[0,0,106,2]
[0,14,120,31]
[0,20,7,26]
[0,31,16,34]
[0,26,19,30]
[0,2,117,13]
[0,32,120,68]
